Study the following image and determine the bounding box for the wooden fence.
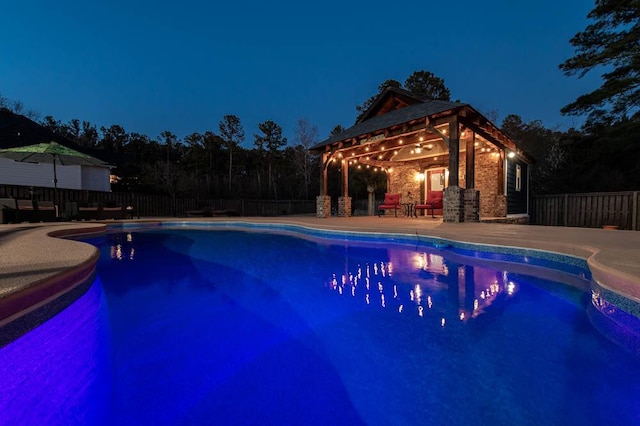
[0,184,316,218]
[531,191,640,230]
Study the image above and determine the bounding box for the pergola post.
[495,149,507,217]
[316,152,331,218]
[338,159,351,217]
[444,118,464,222]
[464,131,480,222]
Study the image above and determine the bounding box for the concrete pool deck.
[1,216,640,327]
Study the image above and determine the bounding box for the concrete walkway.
[1,217,640,326]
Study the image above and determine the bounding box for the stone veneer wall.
[385,145,507,219]
[475,149,504,218]
[388,164,422,215]
[443,186,464,222]
[338,196,352,217]
[316,195,331,218]
[495,194,507,217]
[458,150,466,189]
[464,189,480,222]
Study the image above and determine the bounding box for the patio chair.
[35,200,57,222]
[0,198,18,224]
[15,199,38,223]
[415,191,443,218]
[187,206,213,217]
[378,193,401,217]
[77,202,100,221]
[100,202,125,220]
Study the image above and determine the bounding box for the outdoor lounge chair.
[415,191,443,218]
[100,203,124,220]
[15,199,38,223]
[187,206,213,217]
[378,193,401,217]
[0,198,18,224]
[35,200,57,222]
[76,202,100,221]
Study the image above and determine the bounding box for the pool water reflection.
[2,227,640,425]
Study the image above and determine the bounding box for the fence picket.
[533,191,637,230]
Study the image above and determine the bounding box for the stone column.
[495,195,507,217]
[316,195,331,218]
[464,189,480,222]
[444,186,465,223]
[338,196,352,217]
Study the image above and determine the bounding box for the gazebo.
[310,87,534,222]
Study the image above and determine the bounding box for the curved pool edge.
[2,218,640,333]
[0,223,106,336]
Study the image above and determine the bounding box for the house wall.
[387,146,510,218]
[475,150,505,217]
[82,166,111,192]
[388,164,422,214]
[0,158,82,189]
[506,160,528,214]
[0,159,111,192]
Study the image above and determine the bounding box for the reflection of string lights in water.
[325,255,519,326]
[109,233,136,261]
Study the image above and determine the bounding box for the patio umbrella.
[0,141,110,209]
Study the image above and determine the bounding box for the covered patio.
[311,87,533,222]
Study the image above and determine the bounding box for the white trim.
[503,157,508,195]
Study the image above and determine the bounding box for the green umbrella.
[0,141,110,210]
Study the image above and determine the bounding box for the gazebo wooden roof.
[311,87,533,198]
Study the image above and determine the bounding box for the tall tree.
[100,124,128,153]
[404,70,451,101]
[42,116,64,135]
[355,79,401,120]
[559,0,640,122]
[158,130,179,171]
[65,119,81,143]
[255,120,287,199]
[293,118,319,199]
[0,93,39,120]
[183,132,205,195]
[330,124,346,137]
[355,70,451,122]
[219,114,245,193]
[501,114,568,194]
[79,121,99,148]
[203,131,224,196]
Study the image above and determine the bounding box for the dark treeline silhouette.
[39,114,325,201]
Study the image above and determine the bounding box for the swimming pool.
[1,223,640,425]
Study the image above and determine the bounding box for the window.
[515,165,522,192]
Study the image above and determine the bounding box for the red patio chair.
[415,191,443,218]
[378,193,401,217]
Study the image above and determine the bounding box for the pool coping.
[1,217,640,329]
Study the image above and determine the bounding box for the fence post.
[633,191,638,231]
[563,194,568,226]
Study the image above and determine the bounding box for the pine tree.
[559,0,640,122]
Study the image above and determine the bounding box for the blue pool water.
[2,226,640,425]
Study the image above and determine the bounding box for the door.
[426,168,446,193]
[423,168,446,216]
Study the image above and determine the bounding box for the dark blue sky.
[2,1,600,146]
